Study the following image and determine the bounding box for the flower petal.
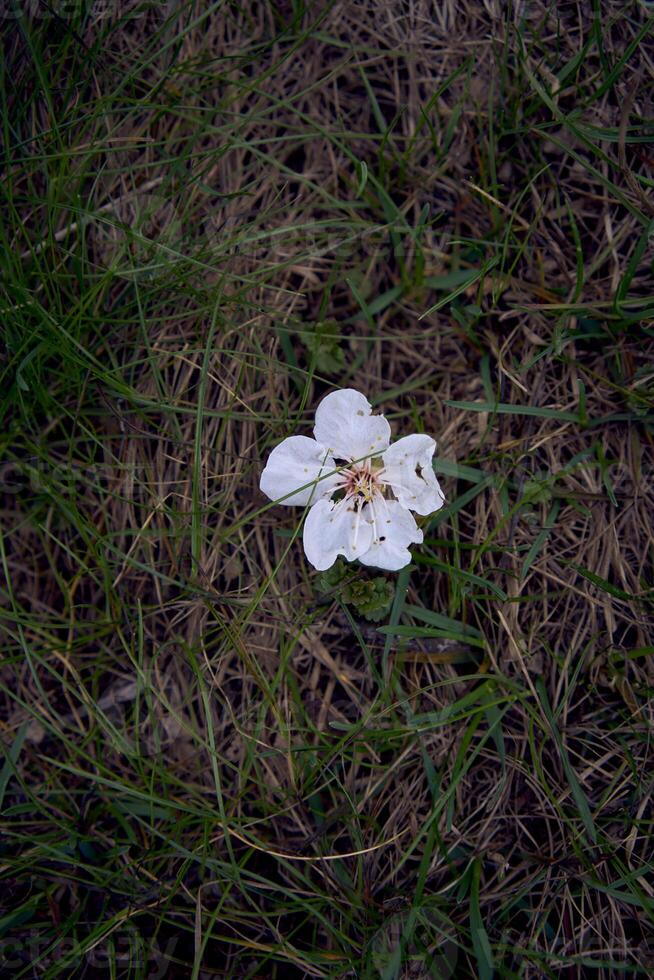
[313,388,391,462]
[358,498,423,570]
[260,436,339,506]
[381,434,445,516]
[303,497,374,570]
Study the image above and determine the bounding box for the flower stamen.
[352,497,362,550]
[369,495,379,543]
[340,461,383,505]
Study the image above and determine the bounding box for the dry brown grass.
[2,0,654,976]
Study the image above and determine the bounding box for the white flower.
[260,388,445,571]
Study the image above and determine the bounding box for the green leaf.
[0,722,28,810]
[569,563,639,602]
[315,562,394,621]
[355,159,368,197]
[314,558,349,594]
[470,858,494,980]
[378,624,485,649]
[414,555,508,601]
[445,400,579,422]
[433,458,488,484]
[520,499,561,580]
[419,257,499,318]
[536,679,597,844]
[383,564,413,663]
[342,577,394,621]
[402,603,482,638]
[427,475,495,530]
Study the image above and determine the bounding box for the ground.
[1,1,654,977]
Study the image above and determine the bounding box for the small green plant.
[342,576,394,621]
[303,319,346,375]
[316,558,394,621]
[315,558,349,593]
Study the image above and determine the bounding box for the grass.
[1,0,654,976]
